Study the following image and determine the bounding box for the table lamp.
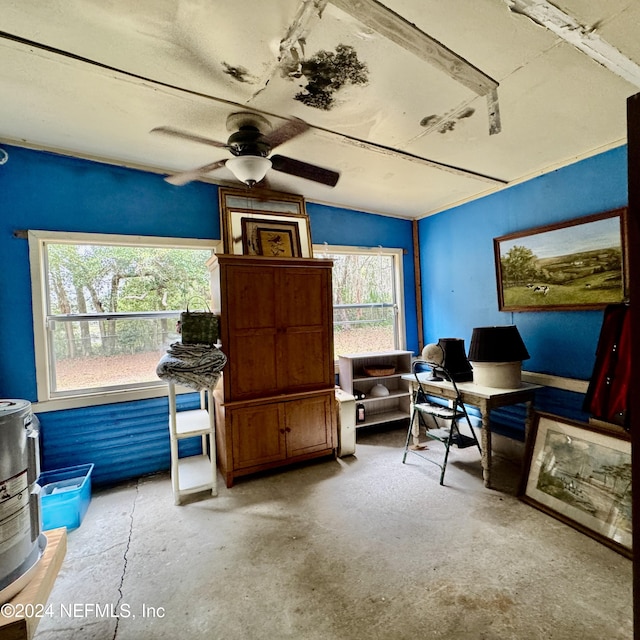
[468,325,530,388]
[437,338,473,382]
[421,338,473,382]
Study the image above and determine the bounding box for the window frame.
[313,243,407,357]
[28,230,221,411]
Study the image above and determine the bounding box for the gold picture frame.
[241,217,302,257]
[493,208,627,311]
[219,187,311,257]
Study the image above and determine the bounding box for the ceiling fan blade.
[263,118,310,150]
[151,126,227,149]
[164,159,227,186]
[270,155,340,187]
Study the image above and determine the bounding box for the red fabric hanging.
[583,304,631,429]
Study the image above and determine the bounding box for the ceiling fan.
[151,112,340,188]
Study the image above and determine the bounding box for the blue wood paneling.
[36,393,203,487]
[486,387,588,441]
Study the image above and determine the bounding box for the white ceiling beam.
[330,0,498,95]
[278,0,330,76]
[507,0,640,89]
[329,0,501,134]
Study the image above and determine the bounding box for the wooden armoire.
[208,254,337,487]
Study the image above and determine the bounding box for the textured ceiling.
[0,0,638,218]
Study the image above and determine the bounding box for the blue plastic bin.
[39,463,94,531]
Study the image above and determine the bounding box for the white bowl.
[369,384,390,397]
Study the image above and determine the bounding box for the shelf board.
[356,409,409,428]
[353,373,406,383]
[175,409,212,438]
[360,389,410,402]
[338,350,412,359]
[176,454,214,493]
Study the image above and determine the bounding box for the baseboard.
[522,371,589,394]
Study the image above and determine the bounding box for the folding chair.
[402,359,481,485]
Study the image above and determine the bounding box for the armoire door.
[284,393,335,458]
[229,402,286,470]
[276,266,333,392]
[222,265,280,400]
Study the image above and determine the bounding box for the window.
[314,245,405,357]
[29,231,217,408]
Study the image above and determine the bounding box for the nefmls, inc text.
[59,603,165,618]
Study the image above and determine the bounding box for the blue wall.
[0,144,418,485]
[418,145,628,431]
[0,145,221,402]
[2,142,625,480]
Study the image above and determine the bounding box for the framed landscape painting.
[520,412,632,558]
[494,208,627,311]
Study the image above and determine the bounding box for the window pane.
[44,242,212,396]
[50,317,180,392]
[333,305,395,356]
[46,244,212,315]
[323,251,397,357]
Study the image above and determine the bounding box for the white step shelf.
[167,383,217,505]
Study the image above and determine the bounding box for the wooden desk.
[401,374,540,488]
[0,528,67,640]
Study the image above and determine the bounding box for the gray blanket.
[156,342,227,391]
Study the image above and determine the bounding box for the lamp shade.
[468,326,530,363]
[226,155,272,186]
[437,338,473,382]
[468,326,529,388]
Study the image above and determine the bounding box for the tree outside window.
[34,235,213,397]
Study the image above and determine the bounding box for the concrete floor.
[33,424,633,640]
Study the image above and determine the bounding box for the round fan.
[421,343,444,365]
[151,112,340,188]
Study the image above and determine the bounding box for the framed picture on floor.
[519,411,632,558]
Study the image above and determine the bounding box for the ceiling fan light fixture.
[226,155,272,186]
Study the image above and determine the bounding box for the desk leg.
[411,408,421,448]
[524,400,534,439]
[409,384,421,448]
[480,406,492,489]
